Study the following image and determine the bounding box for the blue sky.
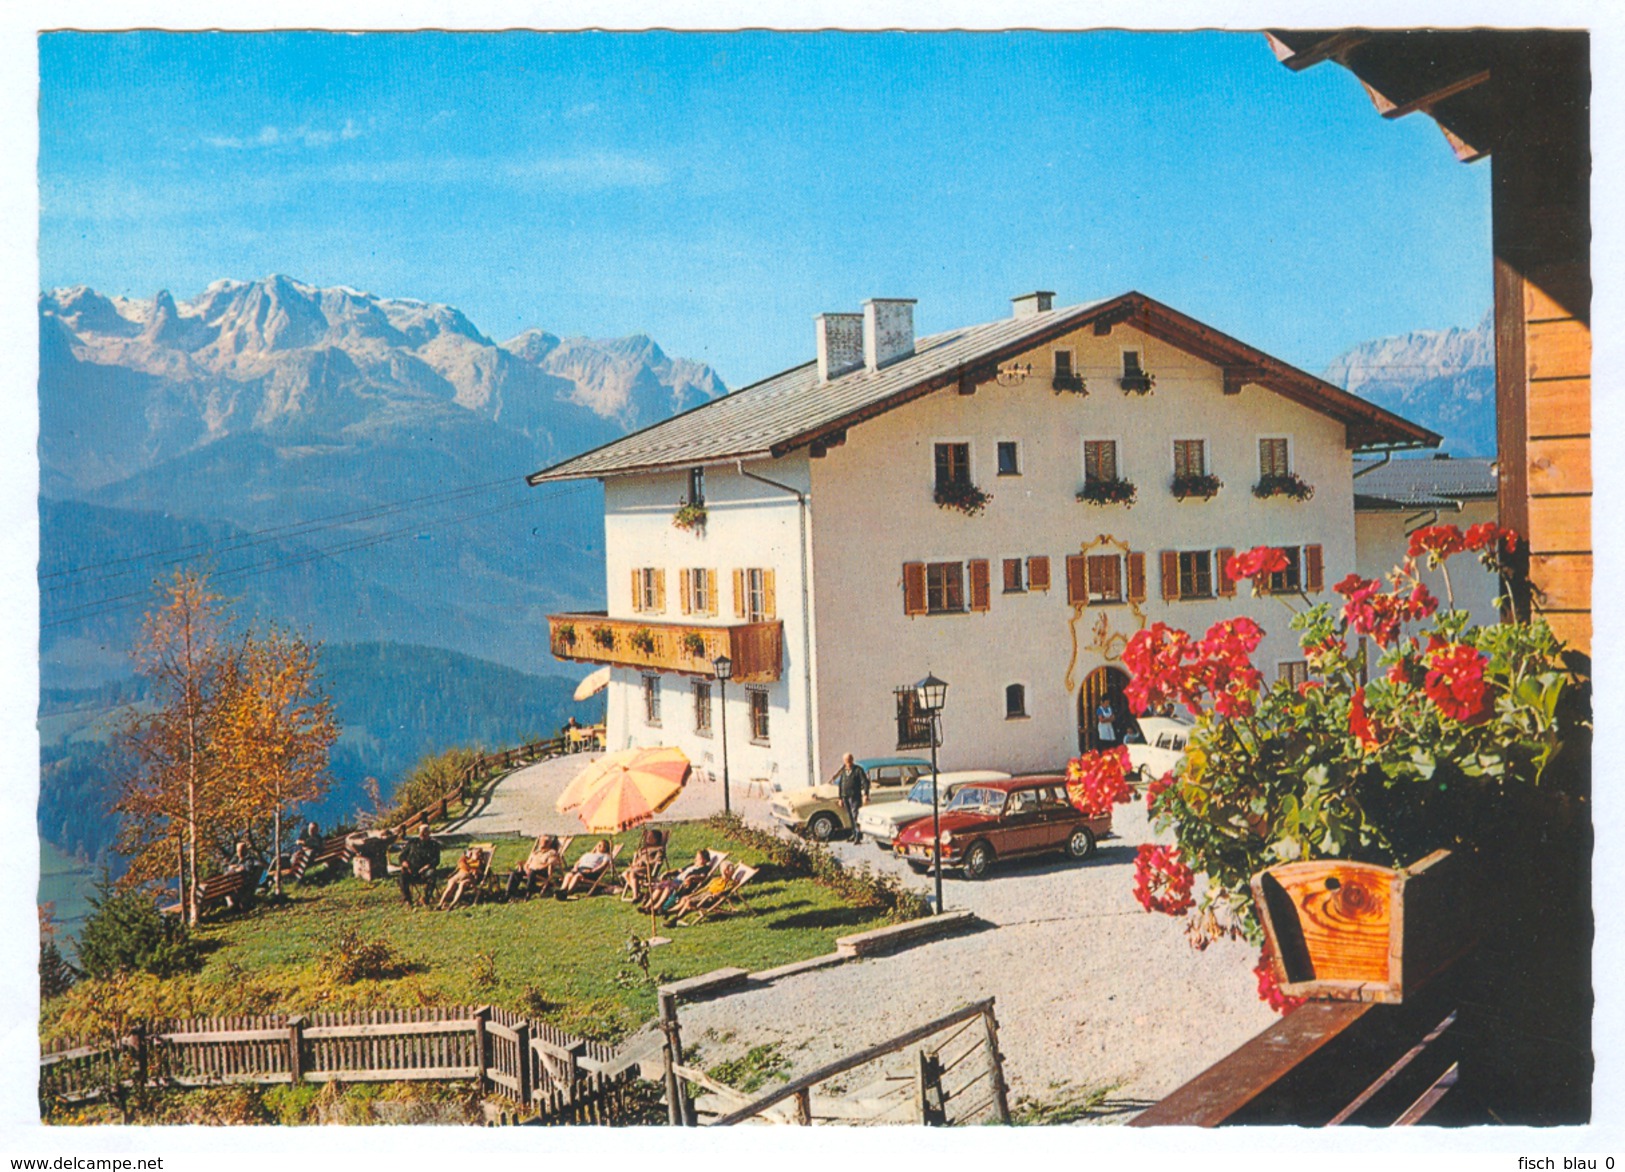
[39,30,1492,386]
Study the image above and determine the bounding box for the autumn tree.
[114,570,338,921]
[215,626,337,895]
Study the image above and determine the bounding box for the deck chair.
[439,844,495,910]
[677,863,759,927]
[507,835,574,899]
[637,850,726,914]
[620,843,669,902]
[567,842,624,898]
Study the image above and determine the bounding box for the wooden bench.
[289,835,354,883]
[1130,959,1469,1127]
[161,870,255,920]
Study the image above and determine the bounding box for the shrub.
[77,877,203,980]
[703,815,931,923]
[317,926,407,984]
[377,746,481,827]
[471,950,499,991]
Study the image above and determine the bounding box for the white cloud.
[323,150,670,192]
[201,119,364,151]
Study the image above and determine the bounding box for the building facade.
[533,291,1436,791]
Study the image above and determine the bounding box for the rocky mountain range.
[1322,311,1494,457]
[39,275,727,688]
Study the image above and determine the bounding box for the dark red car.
[892,775,1111,880]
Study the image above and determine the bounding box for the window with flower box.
[1083,440,1119,485]
[1259,437,1291,478]
[934,442,971,491]
[1174,439,1207,478]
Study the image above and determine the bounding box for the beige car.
[768,756,932,841]
[854,770,1013,848]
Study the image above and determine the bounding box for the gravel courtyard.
[463,755,1277,1118]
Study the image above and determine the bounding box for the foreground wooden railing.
[40,1005,631,1123]
[1130,962,1466,1127]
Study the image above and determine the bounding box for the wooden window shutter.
[653,569,667,613]
[969,559,991,612]
[1216,547,1236,597]
[1160,551,1180,601]
[631,569,643,612]
[1065,554,1088,606]
[1304,544,1324,593]
[1126,552,1146,602]
[707,569,720,616]
[733,569,746,619]
[762,569,777,619]
[902,562,927,616]
[679,569,693,615]
[1027,555,1051,592]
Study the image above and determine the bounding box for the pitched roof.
[528,291,1440,484]
[1353,455,1497,510]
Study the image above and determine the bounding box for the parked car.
[768,756,932,841]
[1124,715,1195,782]
[892,776,1112,880]
[854,770,1012,848]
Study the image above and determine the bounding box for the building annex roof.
[528,291,1440,484]
[1353,454,1496,511]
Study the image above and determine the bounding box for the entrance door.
[1079,666,1131,753]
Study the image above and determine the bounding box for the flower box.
[933,480,992,516]
[629,627,657,654]
[1052,373,1087,394]
[1253,472,1315,502]
[1076,477,1138,507]
[1119,372,1156,395]
[681,631,707,658]
[673,501,707,532]
[555,622,577,647]
[590,625,615,650]
[1251,849,1475,1004]
[1171,472,1223,501]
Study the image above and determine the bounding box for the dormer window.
[688,466,706,506]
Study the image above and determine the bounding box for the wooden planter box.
[1251,849,1475,1004]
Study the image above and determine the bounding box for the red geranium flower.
[1408,524,1467,562]
[1066,747,1135,816]
[1225,545,1290,584]
[1124,623,1204,716]
[1145,771,1176,812]
[1254,944,1306,1015]
[1348,686,1381,751]
[1133,844,1194,916]
[1423,642,1491,723]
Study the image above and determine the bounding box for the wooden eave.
[774,292,1439,457]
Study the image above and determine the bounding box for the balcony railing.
[547,612,783,683]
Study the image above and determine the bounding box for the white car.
[1125,715,1195,782]
[854,770,1012,848]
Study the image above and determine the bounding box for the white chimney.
[863,298,916,371]
[815,312,864,381]
[1011,291,1054,318]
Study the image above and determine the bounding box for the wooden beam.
[1268,30,1371,72]
[1381,69,1491,120]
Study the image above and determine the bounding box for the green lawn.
[150,822,889,1042]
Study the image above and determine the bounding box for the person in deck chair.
[640,848,712,913]
[506,834,565,899]
[437,846,486,910]
[558,839,614,898]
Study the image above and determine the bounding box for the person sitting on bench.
[558,839,614,898]
[506,834,564,899]
[396,824,441,907]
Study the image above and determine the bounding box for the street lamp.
[713,654,734,816]
[914,672,949,915]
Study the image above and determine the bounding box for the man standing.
[396,823,441,907]
[832,753,870,843]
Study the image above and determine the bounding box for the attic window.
[934,443,971,491]
[1122,351,1143,377]
[688,467,706,506]
[997,441,1021,477]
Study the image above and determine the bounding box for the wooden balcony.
[547,612,783,683]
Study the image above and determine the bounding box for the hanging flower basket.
[673,501,708,532]
[629,628,657,654]
[934,480,992,516]
[590,625,615,650]
[1251,849,1475,1004]
[1171,472,1223,501]
[1119,372,1156,395]
[1076,477,1138,507]
[1253,472,1315,501]
[1052,373,1088,394]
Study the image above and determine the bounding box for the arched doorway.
[1078,666,1131,753]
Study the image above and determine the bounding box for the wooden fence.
[41,1005,634,1124]
[373,735,572,834]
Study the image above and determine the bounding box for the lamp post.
[913,672,949,915]
[713,654,733,816]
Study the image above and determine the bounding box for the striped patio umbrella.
[556,746,692,832]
